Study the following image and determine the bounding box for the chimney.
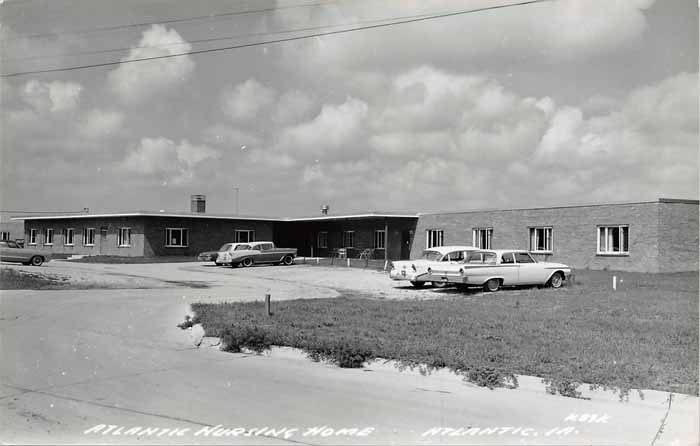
[191,195,206,213]
[321,204,329,215]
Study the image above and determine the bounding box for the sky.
[0,0,697,218]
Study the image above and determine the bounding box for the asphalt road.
[1,261,698,444]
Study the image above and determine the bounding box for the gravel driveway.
[1,260,458,300]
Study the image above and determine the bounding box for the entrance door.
[400,230,413,259]
[99,227,108,255]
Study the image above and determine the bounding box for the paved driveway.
[1,262,697,444]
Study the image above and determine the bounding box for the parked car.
[226,241,297,267]
[0,240,51,266]
[424,249,571,292]
[214,242,247,266]
[389,245,478,288]
[197,250,219,263]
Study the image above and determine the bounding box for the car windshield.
[420,250,443,261]
[1,241,19,248]
[234,244,250,251]
[218,243,233,251]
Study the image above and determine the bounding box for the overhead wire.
[2,11,437,63]
[1,0,342,41]
[1,0,553,78]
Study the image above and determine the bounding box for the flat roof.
[10,198,697,222]
[418,198,699,216]
[11,211,418,222]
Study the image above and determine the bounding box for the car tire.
[241,257,253,267]
[282,255,294,266]
[484,278,500,292]
[431,281,448,288]
[30,256,44,266]
[410,281,425,288]
[549,272,564,289]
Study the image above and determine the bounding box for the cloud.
[80,109,125,139]
[272,0,656,73]
[120,137,220,184]
[21,80,82,112]
[222,78,277,121]
[272,89,316,125]
[108,25,194,105]
[276,96,368,158]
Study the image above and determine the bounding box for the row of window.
[27,227,260,248]
[0,231,11,241]
[425,225,630,255]
[316,230,386,249]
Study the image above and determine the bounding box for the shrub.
[221,325,273,354]
[306,338,374,368]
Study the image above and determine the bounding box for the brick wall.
[657,201,699,272]
[24,217,146,256]
[143,217,274,256]
[413,202,663,272]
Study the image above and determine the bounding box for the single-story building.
[14,210,418,261]
[12,198,698,272]
[413,198,699,273]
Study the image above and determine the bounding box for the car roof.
[424,245,478,254]
[482,249,531,255]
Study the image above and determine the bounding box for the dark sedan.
[0,240,51,266]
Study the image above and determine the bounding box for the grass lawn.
[192,269,698,398]
[0,267,72,289]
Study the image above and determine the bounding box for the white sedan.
[424,249,571,292]
[389,245,478,288]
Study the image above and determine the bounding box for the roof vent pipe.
[321,204,329,215]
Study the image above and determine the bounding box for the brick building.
[412,199,698,273]
[13,198,699,272]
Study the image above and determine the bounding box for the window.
[235,230,255,243]
[514,252,535,263]
[374,230,386,249]
[529,227,552,253]
[117,228,131,247]
[83,228,96,246]
[64,228,74,246]
[165,228,189,247]
[472,228,492,249]
[318,231,328,248]
[597,225,629,255]
[29,229,37,245]
[426,229,444,248]
[44,228,54,245]
[259,243,274,251]
[342,230,355,248]
[0,232,9,241]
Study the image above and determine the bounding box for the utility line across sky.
[1,0,342,41]
[1,0,553,78]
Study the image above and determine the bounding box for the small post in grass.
[383,260,388,271]
[347,258,350,267]
[612,275,617,291]
[265,293,271,316]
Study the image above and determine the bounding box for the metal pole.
[233,187,239,214]
[384,219,389,263]
[265,293,271,316]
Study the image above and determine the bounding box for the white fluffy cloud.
[108,25,194,105]
[121,137,220,184]
[273,0,656,73]
[222,78,277,121]
[21,80,82,112]
[80,109,124,139]
[247,66,697,212]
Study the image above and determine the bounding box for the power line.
[1,0,553,78]
[1,0,340,41]
[2,10,436,63]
